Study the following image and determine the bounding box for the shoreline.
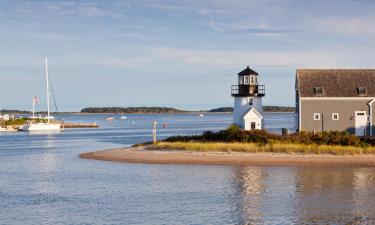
[79,147,375,167]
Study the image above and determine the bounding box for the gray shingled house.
[295,69,375,136]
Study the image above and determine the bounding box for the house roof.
[296,69,375,97]
[242,107,263,119]
[238,66,259,76]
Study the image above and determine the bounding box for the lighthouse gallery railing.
[231,85,265,97]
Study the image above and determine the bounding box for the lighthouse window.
[244,76,249,84]
[239,77,243,85]
[250,76,254,84]
[314,113,321,120]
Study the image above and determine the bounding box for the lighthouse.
[231,66,265,130]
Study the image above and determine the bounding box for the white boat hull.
[19,123,61,131]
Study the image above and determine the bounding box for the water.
[1,113,375,224]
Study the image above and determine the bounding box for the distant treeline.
[208,107,233,113]
[81,106,295,113]
[0,109,31,114]
[1,106,295,114]
[80,107,188,114]
[209,106,295,113]
[263,106,295,112]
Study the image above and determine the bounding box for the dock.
[63,122,99,128]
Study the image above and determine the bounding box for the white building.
[231,66,265,130]
[0,114,10,121]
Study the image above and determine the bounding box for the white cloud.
[307,16,375,35]
[6,1,127,18]
[94,47,343,69]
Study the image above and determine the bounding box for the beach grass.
[150,141,375,155]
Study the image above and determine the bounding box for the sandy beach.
[80,147,375,167]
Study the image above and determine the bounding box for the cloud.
[144,2,237,16]
[95,47,342,69]
[307,16,375,35]
[3,1,127,18]
[208,20,298,35]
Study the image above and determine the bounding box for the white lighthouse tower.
[231,66,265,130]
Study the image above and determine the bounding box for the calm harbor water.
[1,113,375,224]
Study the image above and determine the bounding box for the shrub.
[164,125,371,147]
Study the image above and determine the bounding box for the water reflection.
[232,167,266,224]
[232,166,375,224]
[3,113,375,224]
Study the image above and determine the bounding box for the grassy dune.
[150,141,375,155]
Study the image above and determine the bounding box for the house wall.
[243,118,262,130]
[300,99,373,135]
[243,112,263,130]
[295,89,300,131]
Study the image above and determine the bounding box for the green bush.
[164,125,372,147]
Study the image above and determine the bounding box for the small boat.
[19,58,61,131]
[199,113,205,117]
[120,113,127,120]
[0,127,17,132]
[105,117,115,121]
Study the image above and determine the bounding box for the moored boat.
[105,117,115,121]
[20,58,61,131]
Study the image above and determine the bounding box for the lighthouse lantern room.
[231,66,265,130]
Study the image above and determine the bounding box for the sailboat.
[120,112,127,120]
[19,58,61,131]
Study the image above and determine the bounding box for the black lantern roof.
[238,66,258,76]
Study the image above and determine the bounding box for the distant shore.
[70,112,232,115]
[1,105,294,115]
[80,147,375,167]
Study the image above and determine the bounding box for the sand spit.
[80,147,375,167]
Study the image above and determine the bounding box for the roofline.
[296,68,375,71]
[242,107,263,119]
[300,97,375,100]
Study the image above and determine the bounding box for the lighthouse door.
[250,122,256,130]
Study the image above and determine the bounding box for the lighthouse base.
[234,107,263,130]
[233,97,263,130]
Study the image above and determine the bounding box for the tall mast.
[32,96,35,118]
[45,58,50,124]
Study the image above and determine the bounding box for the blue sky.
[1,0,375,111]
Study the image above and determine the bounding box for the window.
[244,76,249,84]
[357,87,367,96]
[250,76,254,84]
[248,98,253,105]
[239,77,243,85]
[313,87,323,95]
[357,112,366,116]
[314,113,321,120]
[332,113,339,120]
[255,76,258,84]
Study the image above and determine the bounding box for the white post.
[45,58,50,124]
[152,121,157,144]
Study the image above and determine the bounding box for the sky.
[1,0,375,111]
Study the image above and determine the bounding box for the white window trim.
[244,76,249,84]
[314,113,321,120]
[239,77,243,85]
[356,111,366,116]
[332,113,339,120]
[250,76,254,84]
